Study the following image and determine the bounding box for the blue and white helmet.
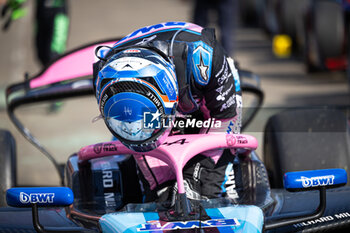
[95,48,178,152]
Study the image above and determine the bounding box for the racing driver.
[93,21,242,203]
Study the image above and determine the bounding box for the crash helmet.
[95,48,178,152]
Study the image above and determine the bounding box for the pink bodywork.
[29,41,117,89]
[78,134,258,194]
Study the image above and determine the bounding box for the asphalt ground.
[0,0,349,186]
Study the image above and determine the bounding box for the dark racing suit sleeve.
[197,39,241,120]
[187,29,242,135]
[180,30,243,200]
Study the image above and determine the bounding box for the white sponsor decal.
[293,212,350,228]
[193,163,201,182]
[124,106,132,116]
[220,95,236,112]
[216,84,233,101]
[109,57,151,71]
[216,58,232,86]
[196,53,209,81]
[227,57,240,92]
[300,175,335,188]
[20,192,55,204]
[225,164,239,199]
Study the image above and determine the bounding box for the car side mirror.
[284,168,347,191]
[6,187,85,233]
[265,168,347,230]
[6,187,73,207]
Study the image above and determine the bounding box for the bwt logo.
[20,192,55,204]
[300,175,335,188]
[143,110,162,129]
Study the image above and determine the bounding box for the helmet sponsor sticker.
[109,57,151,71]
[124,49,141,53]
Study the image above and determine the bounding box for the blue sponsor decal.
[6,187,74,207]
[100,206,263,233]
[206,206,264,233]
[100,212,149,233]
[284,168,347,190]
[233,71,241,92]
[138,218,240,231]
[191,41,213,85]
[226,121,234,134]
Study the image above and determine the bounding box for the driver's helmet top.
[95,48,178,152]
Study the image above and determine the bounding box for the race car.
[301,0,349,72]
[275,0,348,72]
[239,0,350,74]
[238,0,309,53]
[1,39,350,233]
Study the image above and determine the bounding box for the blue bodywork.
[99,206,264,233]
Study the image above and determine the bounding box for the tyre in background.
[278,0,308,55]
[0,130,17,207]
[263,109,350,188]
[304,0,345,72]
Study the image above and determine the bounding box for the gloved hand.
[1,0,27,31]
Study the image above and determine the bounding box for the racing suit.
[100,22,242,202]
